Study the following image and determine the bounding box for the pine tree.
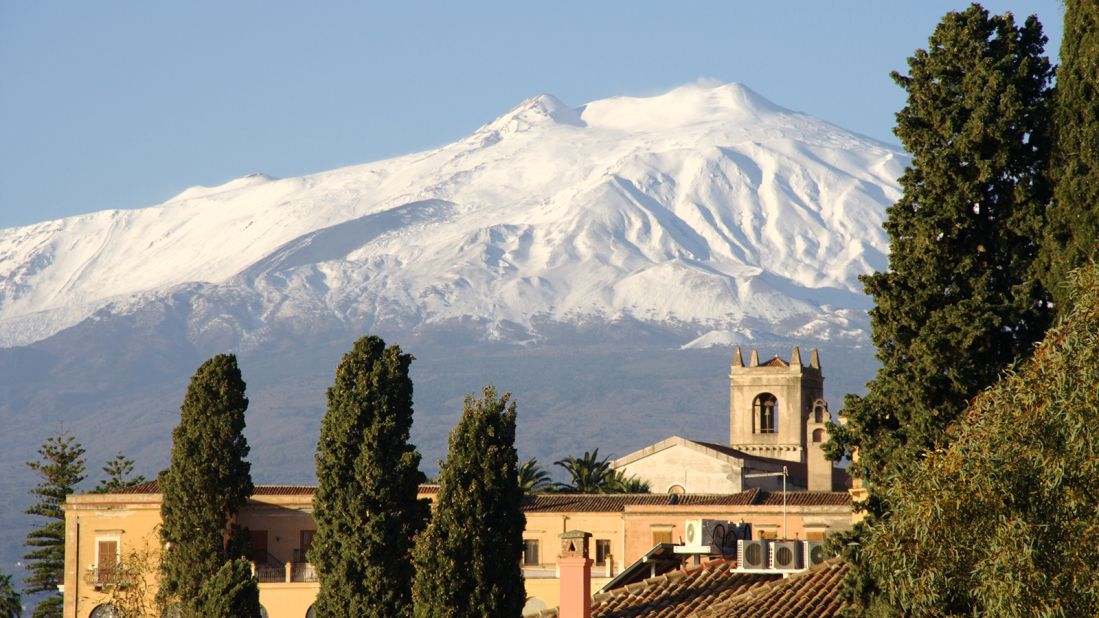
[0,571,22,618]
[412,386,525,618]
[192,558,262,618]
[1039,0,1099,310]
[94,452,145,493]
[158,354,254,610]
[23,432,85,618]
[861,265,1099,616]
[823,6,1054,612]
[311,336,427,618]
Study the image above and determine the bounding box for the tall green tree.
[193,558,262,618]
[1,570,23,618]
[93,452,146,494]
[1038,0,1099,310]
[23,432,85,618]
[311,336,427,618]
[824,5,1054,612]
[158,354,254,613]
[412,386,525,618]
[860,265,1099,616]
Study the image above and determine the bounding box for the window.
[306,607,315,618]
[298,530,315,563]
[757,529,778,540]
[812,428,824,443]
[249,530,269,564]
[522,539,540,566]
[813,401,827,423]
[754,393,778,433]
[667,484,686,495]
[595,539,611,566]
[806,531,826,541]
[652,529,673,546]
[91,605,121,618]
[95,537,119,584]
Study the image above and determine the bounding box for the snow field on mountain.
[0,82,906,348]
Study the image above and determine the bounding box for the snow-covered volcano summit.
[0,82,905,348]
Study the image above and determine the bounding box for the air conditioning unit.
[804,540,828,567]
[736,539,769,570]
[769,541,803,571]
[683,519,727,550]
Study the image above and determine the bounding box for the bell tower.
[729,346,833,490]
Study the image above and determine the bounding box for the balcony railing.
[84,565,124,589]
[251,561,318,583]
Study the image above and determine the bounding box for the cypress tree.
[193,558,262,618]
[311,336,427,618]
[824,6,1053,612]
[158,354,254,612]
[412,386,525,618]
[94,452,146,493]
[23,432,85,618]
[1039,0,1099,310]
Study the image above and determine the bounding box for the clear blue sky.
[0,1,1063,229]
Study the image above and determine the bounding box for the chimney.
[558,530,593,618]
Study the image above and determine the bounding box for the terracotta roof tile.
[521,490,761,513]
[108,481,441,497]
[538,558,778,618]
[698,558,850,617]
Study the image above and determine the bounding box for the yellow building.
[63,482,850,618]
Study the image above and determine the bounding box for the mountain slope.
[0,82,905,349]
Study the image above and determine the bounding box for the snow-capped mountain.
[0,82,904,349]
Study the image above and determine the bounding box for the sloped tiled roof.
[698,559,850,617]
[536,558,778,618]
[522,490,762,513]
[108,481,441,497]
[538,559,849,618]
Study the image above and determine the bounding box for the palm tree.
[608,469,650,493]
[518,458,552,495]
[553,449,616,493]
[0,571,21,618]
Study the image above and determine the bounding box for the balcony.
[84,565,125,590]
[252,561,317,583]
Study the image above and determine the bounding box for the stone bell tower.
[729,345,834,491]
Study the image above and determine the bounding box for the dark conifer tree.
[824,6,1054,613]
[23,432,85,618]
[412,386,525,618]
[94,452,145,493]
[311,336,426,618]
[0,571,20,618]
[1039,0,1099,310]
[193,558,262,618]
[158,354,254,611]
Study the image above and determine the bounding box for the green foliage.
[93,452,145,494]
[412,386,525,618]
[158,354,254,609]
[554,449,615,493]
[860,265,1099,617]
[0,571,21,618]
[311,336,427,618]
[518,458,552,494]
[24,431,85,615]
[608,469,650,493]
[825,6,1055,611]
[29,597,59,618]
[191,558,261,618]
[1038,0,1099,310]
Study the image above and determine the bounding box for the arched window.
[260,606,269,618]
[306,606,316,618]
[812,428,825,443]
[813,400,827,424]
[90,605,121,618]
[754,393,778,433]
[667,484,686,495]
